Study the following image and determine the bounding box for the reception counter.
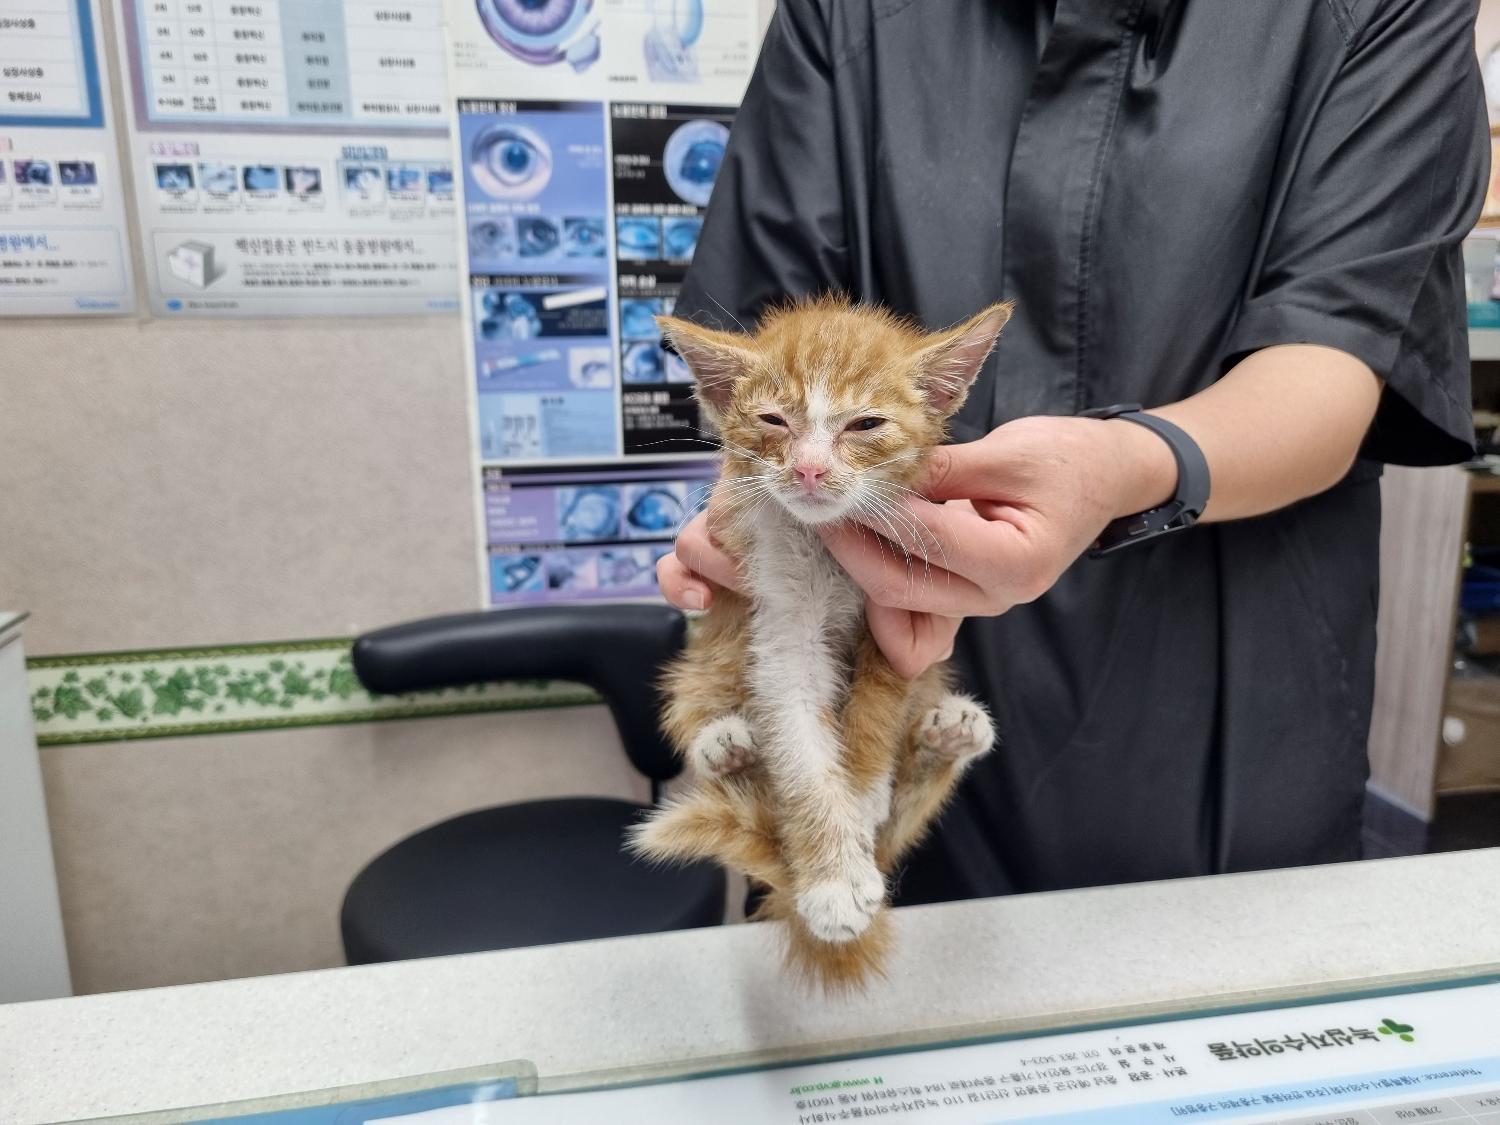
[3,848,1498,1124]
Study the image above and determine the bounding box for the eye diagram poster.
[389,979,1500,1124]
[443,0,764,605]
[483,460,716,604]
[112,0,461,317]
[0,0,136,316]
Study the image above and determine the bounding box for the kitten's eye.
[846,417,886,432]
[758,413,787,426]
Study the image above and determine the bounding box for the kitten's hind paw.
[919,694,997,763]
[796,868,884,944]
[689,712,759,776]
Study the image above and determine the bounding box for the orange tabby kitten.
[630,297,1011,988]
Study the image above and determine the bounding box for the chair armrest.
[352,605,687,782]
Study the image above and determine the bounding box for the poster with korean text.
[444,0,765,605]
[113,0,461,316]
[1,0,136,316]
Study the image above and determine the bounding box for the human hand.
[819,414,1178,621]
[655,507,744,611]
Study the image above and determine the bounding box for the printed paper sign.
[387,980,1500,1124]
[0,0,137,316]
[112,0,461,316]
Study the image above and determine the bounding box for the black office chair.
[340,604,725,965]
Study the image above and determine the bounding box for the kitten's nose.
[795,461,828,493]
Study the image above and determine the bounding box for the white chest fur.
[743,509,863,759]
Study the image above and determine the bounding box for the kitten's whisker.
[702,290,748,334]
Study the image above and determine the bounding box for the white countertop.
[3,849,1498,1125]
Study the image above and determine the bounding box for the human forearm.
[1109,344,1383,524]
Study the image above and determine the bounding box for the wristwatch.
[1078,403,1211,557]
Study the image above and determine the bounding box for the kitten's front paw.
[919,695,997,763]
[796,863,885,943]
[689,712,758,776]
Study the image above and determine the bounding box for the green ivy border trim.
[27,638,600,747]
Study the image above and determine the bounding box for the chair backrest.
[352,605,688,783]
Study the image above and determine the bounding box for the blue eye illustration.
[476,0,600,71]
[663,119,728,206]
[644,0,703,81]
[563,217,605,257]
[619,298,663,340]
[558,487,622,541]
[517,217,560,257]
[471,123,554,200]
[477,291,542,340]
[469,217,515,260]
[155,164,193,191]
[496,555,543,592]
[662,217,702,261]
[615,217,661,260]
[623,342,666,383]
[243,165,279,192]
[627,488,685,533]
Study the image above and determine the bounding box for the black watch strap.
[1078,403,1211,557]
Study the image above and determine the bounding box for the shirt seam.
[1320,0,1357,47]
[830,0,920,70]
[1074,0,1147,413]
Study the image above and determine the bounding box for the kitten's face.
[660,300,1011,526]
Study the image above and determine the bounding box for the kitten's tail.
[754,889,894,993]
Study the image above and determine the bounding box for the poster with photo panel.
[0,0,137,316]
[443,0,763,605]
[112,0,461,316]
[611,100,735,456]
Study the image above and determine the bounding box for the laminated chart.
[0,0,136,316]
[112,0,461,316]
[442,0,763,605]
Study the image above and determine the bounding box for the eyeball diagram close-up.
[470,122,554,201]
[662,119,728,207]
[644,0,705,82]
[475,0,601,73]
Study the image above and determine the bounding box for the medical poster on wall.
[0,0,136,316]
[111,0,461,317]
[444,0,764,605]
[482,460,716,604]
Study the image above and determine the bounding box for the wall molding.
[27,638,599,747]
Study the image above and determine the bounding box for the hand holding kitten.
[818,413,1177,619]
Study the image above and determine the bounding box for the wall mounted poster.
[443,0,765,605]
[112,0,462,316]
[0,0,136,316]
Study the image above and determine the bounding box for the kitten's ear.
[912,302,1013,417]
[656,316,757,418]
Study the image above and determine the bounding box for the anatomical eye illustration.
[517,217,561,257]
[662,119,728,206]
[471,123,554,200]
[623,342,666,383]
[662,216,703,261]
[644,0,704,82]
[476,0,601,72]
[615,217,662,261]
[619,298,664,340]
[563,217,606,257]
[626,487,686,536]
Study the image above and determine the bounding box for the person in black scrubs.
[656,0,1490,904]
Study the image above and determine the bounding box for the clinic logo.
[1378,1019,1416,1043]
[1208,1018,1416,1060]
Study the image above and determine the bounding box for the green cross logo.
[1378,1019,1416,1042]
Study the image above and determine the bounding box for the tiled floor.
[1362,790,1500,859]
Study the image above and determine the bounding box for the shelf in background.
[1472,328,1500,361]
